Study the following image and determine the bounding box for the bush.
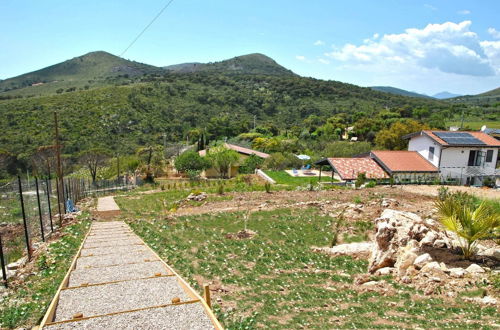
[264,182,271,193]
[239,154,264,174]
[217,184,224,195]
[435,193,499,259]
[355,172,366,188]
[175,151,210,173]
[366,180,376,188]
[263,152,302,171]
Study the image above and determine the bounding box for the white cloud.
[318,58,330,64]
[325,21,498,77]
[424,4,437,11]
[373,33,379,40]
[457,9,471,15]
[488,27,500,39]
[313,40,325,46]
[295,55,306,61]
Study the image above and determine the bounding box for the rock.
[362,281,379,286]
[420,262,445,276]
[480,296,498,305]
[318,242,373,257]
[420,231,436,246]
[433,239,448,248]
[479,248,500,259]
[401,276,411,284]
[413,253,433,269]
[368,209,453,273]
[7,256,27,270]
[375,267,394,276]
[395,249,418,277]
[466,264,485,274]
[449,268,465,278]
[186,192,207,202]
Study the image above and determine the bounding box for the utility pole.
[254,115,256,130]
[54,112,64,218]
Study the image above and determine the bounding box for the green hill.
[165,53,294,76]
[446,87,500,106]
[370,86,431,99]
[0,51,162,97]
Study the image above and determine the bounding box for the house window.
[428,147,434,161]
[485,150,493,163]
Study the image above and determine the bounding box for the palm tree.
[435,198,499,259]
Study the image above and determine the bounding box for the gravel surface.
[68,261,171,286]
[55,277,192,321]
[96,196,120,212]
[47,302,215,329]
[83,239,143,249]
[76,250,157,269]
[80,245,148,257]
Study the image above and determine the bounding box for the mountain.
[369,86,431,99]
[0,51,162,96]
[432,91,461,99]
[446,87,500,105]
[165,53,294,76]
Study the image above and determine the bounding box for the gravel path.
[55,277,191,321]
[44,221,218,329]
[96,196,120,212]
[68,261,170,286]
[46,303,215,329]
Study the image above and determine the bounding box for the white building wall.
[407,134,441,167]
[408,133,499,186]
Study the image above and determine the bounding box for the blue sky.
[1,0,499,95]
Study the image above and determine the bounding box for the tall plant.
[435,197,499,259]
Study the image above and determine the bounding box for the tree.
[206,146,240,178]
[436,195,499,259]
[239,154,264,174]
[31,145,57,177]
[375,120,429,150]
[175,151,210,174]
[0,150,13,178]
[78,148,111,183]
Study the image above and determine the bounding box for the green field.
[115,190,498,329]
[265,170,336,188]
[446,120,500,130]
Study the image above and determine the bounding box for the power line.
[119,0,175,58]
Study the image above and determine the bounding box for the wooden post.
[318,165,322,183]
[204,284,211,309]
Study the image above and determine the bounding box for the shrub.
[355,172,366,188]
[438,186,449,201]
[264,182,272,193]
[330,208,346,247]
[263,152,302,171]
[217,184,224,195]
[366,180,376,188]
[435,195,499,259]
[239,154,264,174]
[175,151,210,173]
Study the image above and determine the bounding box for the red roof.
[327,158,389,180]
[414,130,500,147]
[199,143,269,159]
[371,150,438,173]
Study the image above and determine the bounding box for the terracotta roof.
[224,143,270,158]
[198,143,269,158]
[409,130,500,147]
[371,150,438,174]
[326,158,389,180]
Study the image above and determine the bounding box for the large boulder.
[368,209,452,273]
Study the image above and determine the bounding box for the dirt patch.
[397,185,500,200]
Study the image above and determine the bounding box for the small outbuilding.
[369,150,439,183]
[315,157,389,182]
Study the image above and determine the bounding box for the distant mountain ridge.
[369,86,431,99]
[164,53,294,76]
[0,51,163,95]
[432,91,462,99]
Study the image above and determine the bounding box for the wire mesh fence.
[0,176,137,287]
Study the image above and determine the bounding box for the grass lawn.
[0,217,91,329]
[446,120,500,130]
[265,170,336,188]
[120,199,498,329]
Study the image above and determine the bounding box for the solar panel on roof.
[433,131,485,145]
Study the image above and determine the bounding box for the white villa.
[404,130,500,186]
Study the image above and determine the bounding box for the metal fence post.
[46,178,54,232]
[35,177,45,242]
[55,176,63,227]
[17,176,32,260]
[0,233,7,288]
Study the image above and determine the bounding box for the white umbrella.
[296,154,311,160]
